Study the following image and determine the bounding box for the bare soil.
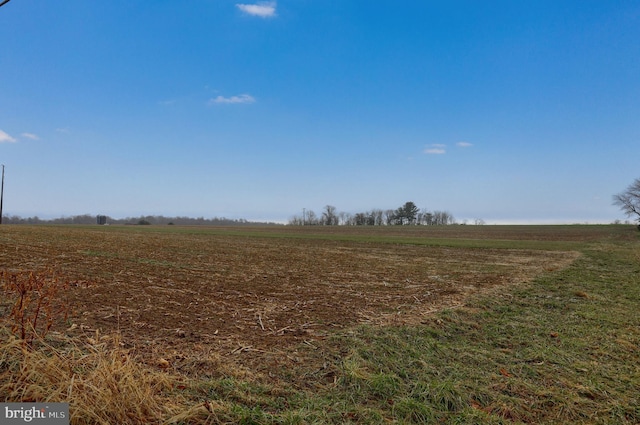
[0,226,580,373]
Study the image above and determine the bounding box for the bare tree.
[290,204,459,227]
[421,210,434,225]
[338,211,349,225]
[305,210,319,225]
[613,178,640,225]
[383,209,395,225]
[371,209,384,226]
[354,212,367,225]
[321,205,339,225]
[288,215,304,225]
[432,210,455,225]
[365,211,376,226]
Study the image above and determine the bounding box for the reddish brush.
[1,269,71,346]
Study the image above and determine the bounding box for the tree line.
[1,214,280,226]
[288,202,456,226]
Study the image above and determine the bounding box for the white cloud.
[456,141,473,147]
[21,132,40,140]
[423,143,446,154]
[0,130,17,143]
[209,94,256,104]
[236,1,277,18]
[424,148,446,155]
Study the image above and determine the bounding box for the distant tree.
[370,209,384,226]
[365,211,376,226]
[288,215,303,225]
[432,210,455,225]
[305,210,319,225]
[393,208,404,225]
[395,201,419,225]
[422,210,434,225]
[289,204,459,227]
[354,212,367,226]
[406,202,420,224]
[338,211,350,225]
[417,208,431,225]
[322,205,339,225]
[383,209,395,225]
[5,215,21,224]
[70,214,95,224]
[4,213,275,226]
[447,212,455,225]
[613,178,640,227]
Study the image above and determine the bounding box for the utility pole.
[0,165,4,225]
[302,208,306,226]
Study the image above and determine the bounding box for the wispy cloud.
[21,132,40,140]
[236,1,277,18]
[209,94,256,105]
[423,144,446,155]
[456,141,473,147]
[0,130,17,143]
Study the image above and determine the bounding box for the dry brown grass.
[0,328,183,424]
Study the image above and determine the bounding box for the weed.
[0,269,70,346]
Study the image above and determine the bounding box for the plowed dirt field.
[0,225,583,371]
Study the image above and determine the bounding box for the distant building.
[97,215,107,225]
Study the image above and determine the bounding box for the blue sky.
[1,1,638,223]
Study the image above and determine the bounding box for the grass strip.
[294,241,639,424]
[170,239,639,424]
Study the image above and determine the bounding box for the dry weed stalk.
[1,269,70,345]
[0,328,184,424]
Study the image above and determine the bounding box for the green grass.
[57,223,635,251]
[318,239,638,423]
[170,229,639,424]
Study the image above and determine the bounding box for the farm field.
[1,224,639,424]
[0,225,584,354]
